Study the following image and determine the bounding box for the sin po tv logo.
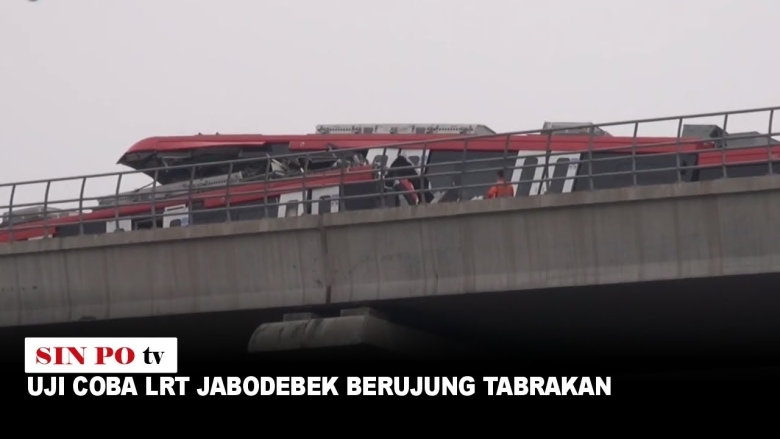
[25,338,178,374]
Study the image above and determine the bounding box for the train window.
[425,151,462,193]
[701,162,779,180]
[135,219,153,230]
[285,201,299,217]
[318,196,332,214]
[386,155,421,181]
[373,154,389,168]
[399,150,428,176]
[231,199,276,221]
[342,180,383,211]
[106,219,131,233]
[584,152,698,190]
[55,221,108,237]
[367,148,398,169]
[368,148,427,175]
[635,154,686,186]
[461,151,515,200]
[191,209,227,225]
[309,186,340,215]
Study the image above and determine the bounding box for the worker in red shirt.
[485,170,514,199]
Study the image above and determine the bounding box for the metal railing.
[0,105,778,243]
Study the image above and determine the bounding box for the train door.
[278,192,304,218]
[163,204,190,228]
[310,186,340,215]
[106,219,132,233]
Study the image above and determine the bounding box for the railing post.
[541,131,553,194]
[42,180,51,238]
[502,134,510,186]
[721,113,729,179]
[151,169,159,229]
[114,173,123,231]
[768,109,775,175]
[78,177,87,236]
[340,154,346,214]
[263,161,270,218]
[500,134,513,198]
[675,117,683,183]
[339,165,346,212]
[8,184,16,242]
[423,142,430,205]
[225,162,234,222]
[378,148,386,209]
[631,122,639,187]
[459,139,469,202]
[587,126,595,191]
[187,166,195,221]
[301,155,308,215]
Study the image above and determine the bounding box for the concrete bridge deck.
[2,173,780,329]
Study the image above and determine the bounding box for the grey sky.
[1,0,778,206]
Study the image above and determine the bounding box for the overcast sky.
[1,0,778,205]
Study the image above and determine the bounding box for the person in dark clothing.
[385,156,428,206]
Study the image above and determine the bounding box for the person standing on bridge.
[485,170,514,199]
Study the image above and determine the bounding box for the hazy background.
[1,0,778,206]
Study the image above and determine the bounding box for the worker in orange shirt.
[486,170,514,199]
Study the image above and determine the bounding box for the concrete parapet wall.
[2,175,780,326]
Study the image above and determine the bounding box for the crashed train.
[1,121,779,243]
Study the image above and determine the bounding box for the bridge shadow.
[4,272,780,380]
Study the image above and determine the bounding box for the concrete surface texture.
[1,174,780,327]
